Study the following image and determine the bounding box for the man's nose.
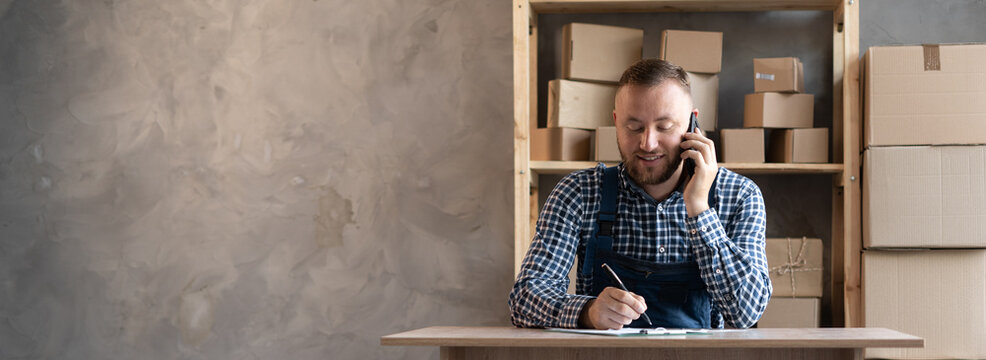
[640,128,660,152]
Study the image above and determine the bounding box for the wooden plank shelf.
[529,0,843,13]
[530,161,844,175]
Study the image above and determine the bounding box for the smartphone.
[683,113,699,177]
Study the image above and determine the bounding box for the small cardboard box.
[562,23,644,83]
[863,146,986,248]
[863,250,986,359]
[743,93,813,128]
[688,72,718,131]
[768,128,828,163]
[531,127,592,161]
[765,238,823,297]
[865,44,986,147]
[594,126,620,161]
[754,57,805,93]
[547,79,618,130]
[757,297,820,328]
[720,128,764,163]
[660,30,723,74]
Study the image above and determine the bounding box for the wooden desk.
[381,326,922,360]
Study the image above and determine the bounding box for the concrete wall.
[0,0,983,359]
[0,1,512,359]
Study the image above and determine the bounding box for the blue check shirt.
[509,163,771,329]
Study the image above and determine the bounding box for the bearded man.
[509,59,771,329]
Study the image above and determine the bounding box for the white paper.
[546,327,710,336]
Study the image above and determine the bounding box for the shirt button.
[716,269,723,274]
[657,205,664,212]
[700,226,708,232]
[659,246,666,253]
[690,229,697,235]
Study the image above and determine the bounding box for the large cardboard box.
[547,79,618,130]
[743,93,814,128]
[765,238,823,297]
[768,128,828,163]
[863,146,986,248]
[562,23,643,83]
[865,44,986,147]
[720,128,764,163]
[863,250,986,359]
[531,127,592,161]
[595,126,620,161]
[688,72,718,131]
[757,297,820,328]
[754,57,805,93]
[660,30,722,74]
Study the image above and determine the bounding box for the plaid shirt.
[509,163,770,329]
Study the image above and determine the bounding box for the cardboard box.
[863,250,986,359]
[562,23,643,83]
[743,93,814,128]
[865,44,986,147]
[863,146,986,248]
[660,30,723,74]
[688,72,718,131]
[594,126,620,161]
[765,238,822,297]
[547,79,618,130]
[768,128,828,163]
[720,128,764,163]
[757,297,820,328]
[531,127,592,161]
[754,57,805,93]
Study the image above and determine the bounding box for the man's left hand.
[680,129,719,217]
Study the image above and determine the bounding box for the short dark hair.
[617,58,691,95]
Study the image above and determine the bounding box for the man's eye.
[627,125,643,132]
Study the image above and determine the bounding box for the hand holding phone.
[681,112,718,217]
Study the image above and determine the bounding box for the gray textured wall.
[1,0,984,359]
[0,1,512,359]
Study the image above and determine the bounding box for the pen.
[600,263,653,327]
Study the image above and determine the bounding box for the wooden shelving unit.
[513,0,861,327]
[530,161,845,175]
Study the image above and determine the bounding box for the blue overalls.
[581,166,715,329]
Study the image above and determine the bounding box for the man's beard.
[620,147,683,186]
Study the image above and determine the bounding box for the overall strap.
[707,169,719,210]
[582,166,620,276]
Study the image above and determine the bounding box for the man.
[509,59,770,329]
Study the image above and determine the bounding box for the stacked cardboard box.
[723,57,828,164]
[660,30,722,132]
[863,250,986,359]
[594,126,620,162]
[720,128,764,163]
[563,23,644,84]
[757,237,823,328]
[862,43,986,359]
[535,23,642,161]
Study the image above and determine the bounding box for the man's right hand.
[578,287,648,329]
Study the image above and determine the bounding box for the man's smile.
[636,153,664,164]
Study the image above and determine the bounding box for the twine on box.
[769,236,822,297]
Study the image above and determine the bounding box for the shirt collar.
[617,162,684,205]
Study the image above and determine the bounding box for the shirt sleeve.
[685,180,771,328]
[508,174,594,328]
